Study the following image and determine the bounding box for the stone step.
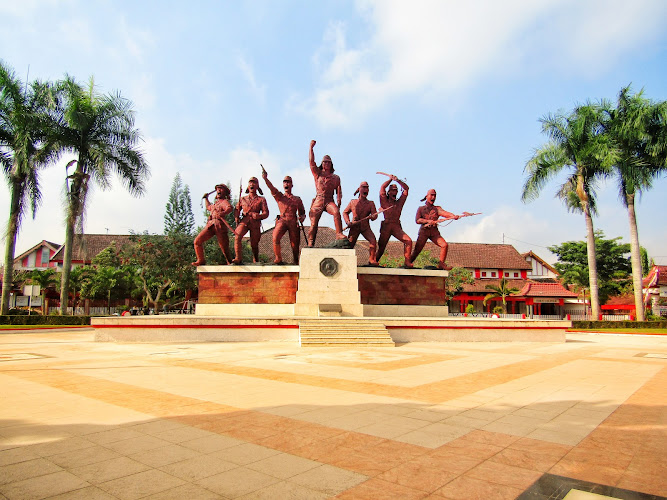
[299,319,394,347]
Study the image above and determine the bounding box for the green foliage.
[28,269,58,292]
[572,320,667,329]
[164,173,195,236]
[1,60,62,314]
[445,267,474,301]
[465,304,475,314]
[123,232,196,312]
[55,74,149,314]
[0,315,91,325]
[482,278,520,313]
[549,231,631,304]
[492,306,504,315]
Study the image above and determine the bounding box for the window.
[491,272,497,277]
[41,249,50,266]
[482,272,487,277]
[504,272,509,277]
[514,272,518,277]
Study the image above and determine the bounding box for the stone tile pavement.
[0,331,665,499]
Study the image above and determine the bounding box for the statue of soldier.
[262,168,306,264]
[376,174,413,268]
[192,184,233,266]
[233,177,269,264]
[307,140,344,246]
[343,181,379,266]
[410,189,459,270]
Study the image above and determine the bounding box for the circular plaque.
[319,258,339,277]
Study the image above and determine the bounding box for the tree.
[54,75,149,314]
[1,61,61,314]
[445,267,474,302]
[605,86,667,321]
[483,278,520,313]
[28,268,58,314]
[164,173,195,236]
[549,231,631,305]
[522,103,616,319]
[123,233,196,313]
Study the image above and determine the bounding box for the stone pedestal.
[295,248,363,317]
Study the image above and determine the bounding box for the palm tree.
[522,103,616,320]
[28,268,58,314]
[0,61,61,314]
[483,278,520,313]
[606,86,667,321]
[54,76,149,314]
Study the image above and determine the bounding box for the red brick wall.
[198,272,298,304]
[358,275,446,306]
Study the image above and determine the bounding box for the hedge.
[0,315,92,326]
[572,320,667,329]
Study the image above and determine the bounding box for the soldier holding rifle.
[409,188,459,270]
[192,184,234,266]
[376,173,413,268]
[343,181,379,266]
[233,177,269,264]
[261,166,306,264]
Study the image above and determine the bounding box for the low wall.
[92,316,568,343]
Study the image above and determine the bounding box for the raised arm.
[336,177,342,207]
[261,170,279,197]
[396,178,409,196]
[309,140,318,175]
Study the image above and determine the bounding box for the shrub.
[0,315,91,326]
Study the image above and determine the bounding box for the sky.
[2,0,667,265]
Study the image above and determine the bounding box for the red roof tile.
[51,234,134,264]
[516,282,578,298]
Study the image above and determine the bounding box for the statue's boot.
[191,244,206,266]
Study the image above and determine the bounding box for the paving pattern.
[0,331,665,499]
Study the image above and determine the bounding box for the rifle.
[433,211,481,226]
[343,206,392,230]
[235,179,243,224]
[299,218,308,241]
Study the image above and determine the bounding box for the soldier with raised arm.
[343,181,379,266]
[262,168,306,264]
[233,177,269,264]
[376,174,413,268]
[409,189,459,270]
[307,140,344,246]
[192,184,234,266]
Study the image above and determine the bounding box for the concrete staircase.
[299,319,395,347]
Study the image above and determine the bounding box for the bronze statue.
[376,173,413,268]
[262,167,306,264]
[307,140,344,246]
[343,181,379,266]
[410,189,459,270]
[192,184,234,266]
[233,177,269,264]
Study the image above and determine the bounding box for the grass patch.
[568,327,667,335]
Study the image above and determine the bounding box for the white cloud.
[237,55,267,105]
[298,0,667,127]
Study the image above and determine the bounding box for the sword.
[376,171,407,183]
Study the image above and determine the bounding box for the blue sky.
[2,0,667,264]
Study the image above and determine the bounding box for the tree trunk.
[59,164,84,315]
[626,193,645,321]
[1,178,22,315]
[583,203,600,319]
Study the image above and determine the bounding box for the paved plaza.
[0,331,665,499]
